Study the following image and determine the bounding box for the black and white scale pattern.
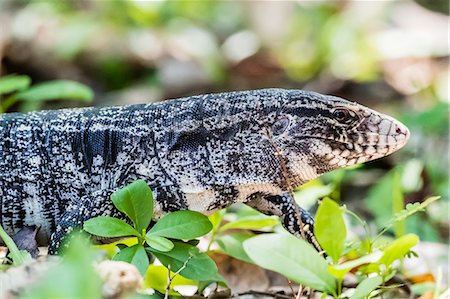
[0,88,409,253]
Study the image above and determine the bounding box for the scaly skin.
[0,89,410,254]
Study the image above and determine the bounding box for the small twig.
[296,285,303,299]
[164,255,194,299]
[287,279,296,297]
[234,290,292,299]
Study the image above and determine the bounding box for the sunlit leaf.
[379,234,419,267]
[144,265,197,294]
[219,216,279,232]
[328,251,383,280]
[83,216,140,238]
[244,233,336,294]
[145,235,174,252]
[350,275,383,299]
[315,198,346,263]
[148,210,212,239]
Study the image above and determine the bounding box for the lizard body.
[0,89,409,253]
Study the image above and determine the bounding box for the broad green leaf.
[17,80,93,102]
[83,216,140,238]
[113,244,149,275]
[379,234,419,267]
[219,216,279,232]
[145,235,174,252]
[144,265,197,293]
[244,233,336,294]
[148,210,212,239]
[328,251,383,280]
[0,75,30,95]
[350,275,383,299]
[149,242,219,281]
[112,180,154,233]
[315,198,347,263]
[216,233,253,263]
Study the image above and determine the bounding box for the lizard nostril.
[396,127,402,134]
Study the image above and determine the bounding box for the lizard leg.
[48,204,87,255]
[246,192,322,252]
[48,190,120,255]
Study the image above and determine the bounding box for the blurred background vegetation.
[0,0,448,285]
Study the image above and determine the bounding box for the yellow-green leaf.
[315,198,347,263]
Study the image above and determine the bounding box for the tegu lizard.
[0,89,410,254]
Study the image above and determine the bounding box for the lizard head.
[269,90,410,186]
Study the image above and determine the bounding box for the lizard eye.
[333,108,356,124]
[272,117,290,135]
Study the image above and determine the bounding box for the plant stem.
[0,223,26,266]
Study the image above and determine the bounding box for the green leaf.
[328,251,383,280]
[143,265,197,294]
[315,198,347,263]
[113,244,149,276]
[149,242,219,281]
[209,210,226,232]
[148,210,212,240]
[145,235,174,252]
[16,80,93,102]
[218,216,279,232]
[0,75,31,95]
[350,275,383,299]
[216,233,253,263]
[381,196,440,237]
[83,216,140,238]
[112,180,154,233]
[243,233,336,294]
[379,234,419,267]
[0,224,31,266]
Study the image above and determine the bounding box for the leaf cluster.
[83,180,222,295]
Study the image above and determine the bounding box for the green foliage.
[111,179,154,233]
[349,275,383,299]
[378,234,419,268]
[215,233,253,263]
[218,215,279,232]
[244,233,337,294]
[83,180,219,290]
[84,216,140,238]
[315,197,347,263]
[148,210,212,239]
[208,196,439,298]
[0,75,31,95]
[16,80,93,102]
[144,265,197,294]
[113,244,149,275]
[0,75,93,113]
[145,235,174,252]
[150,242,220,281]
